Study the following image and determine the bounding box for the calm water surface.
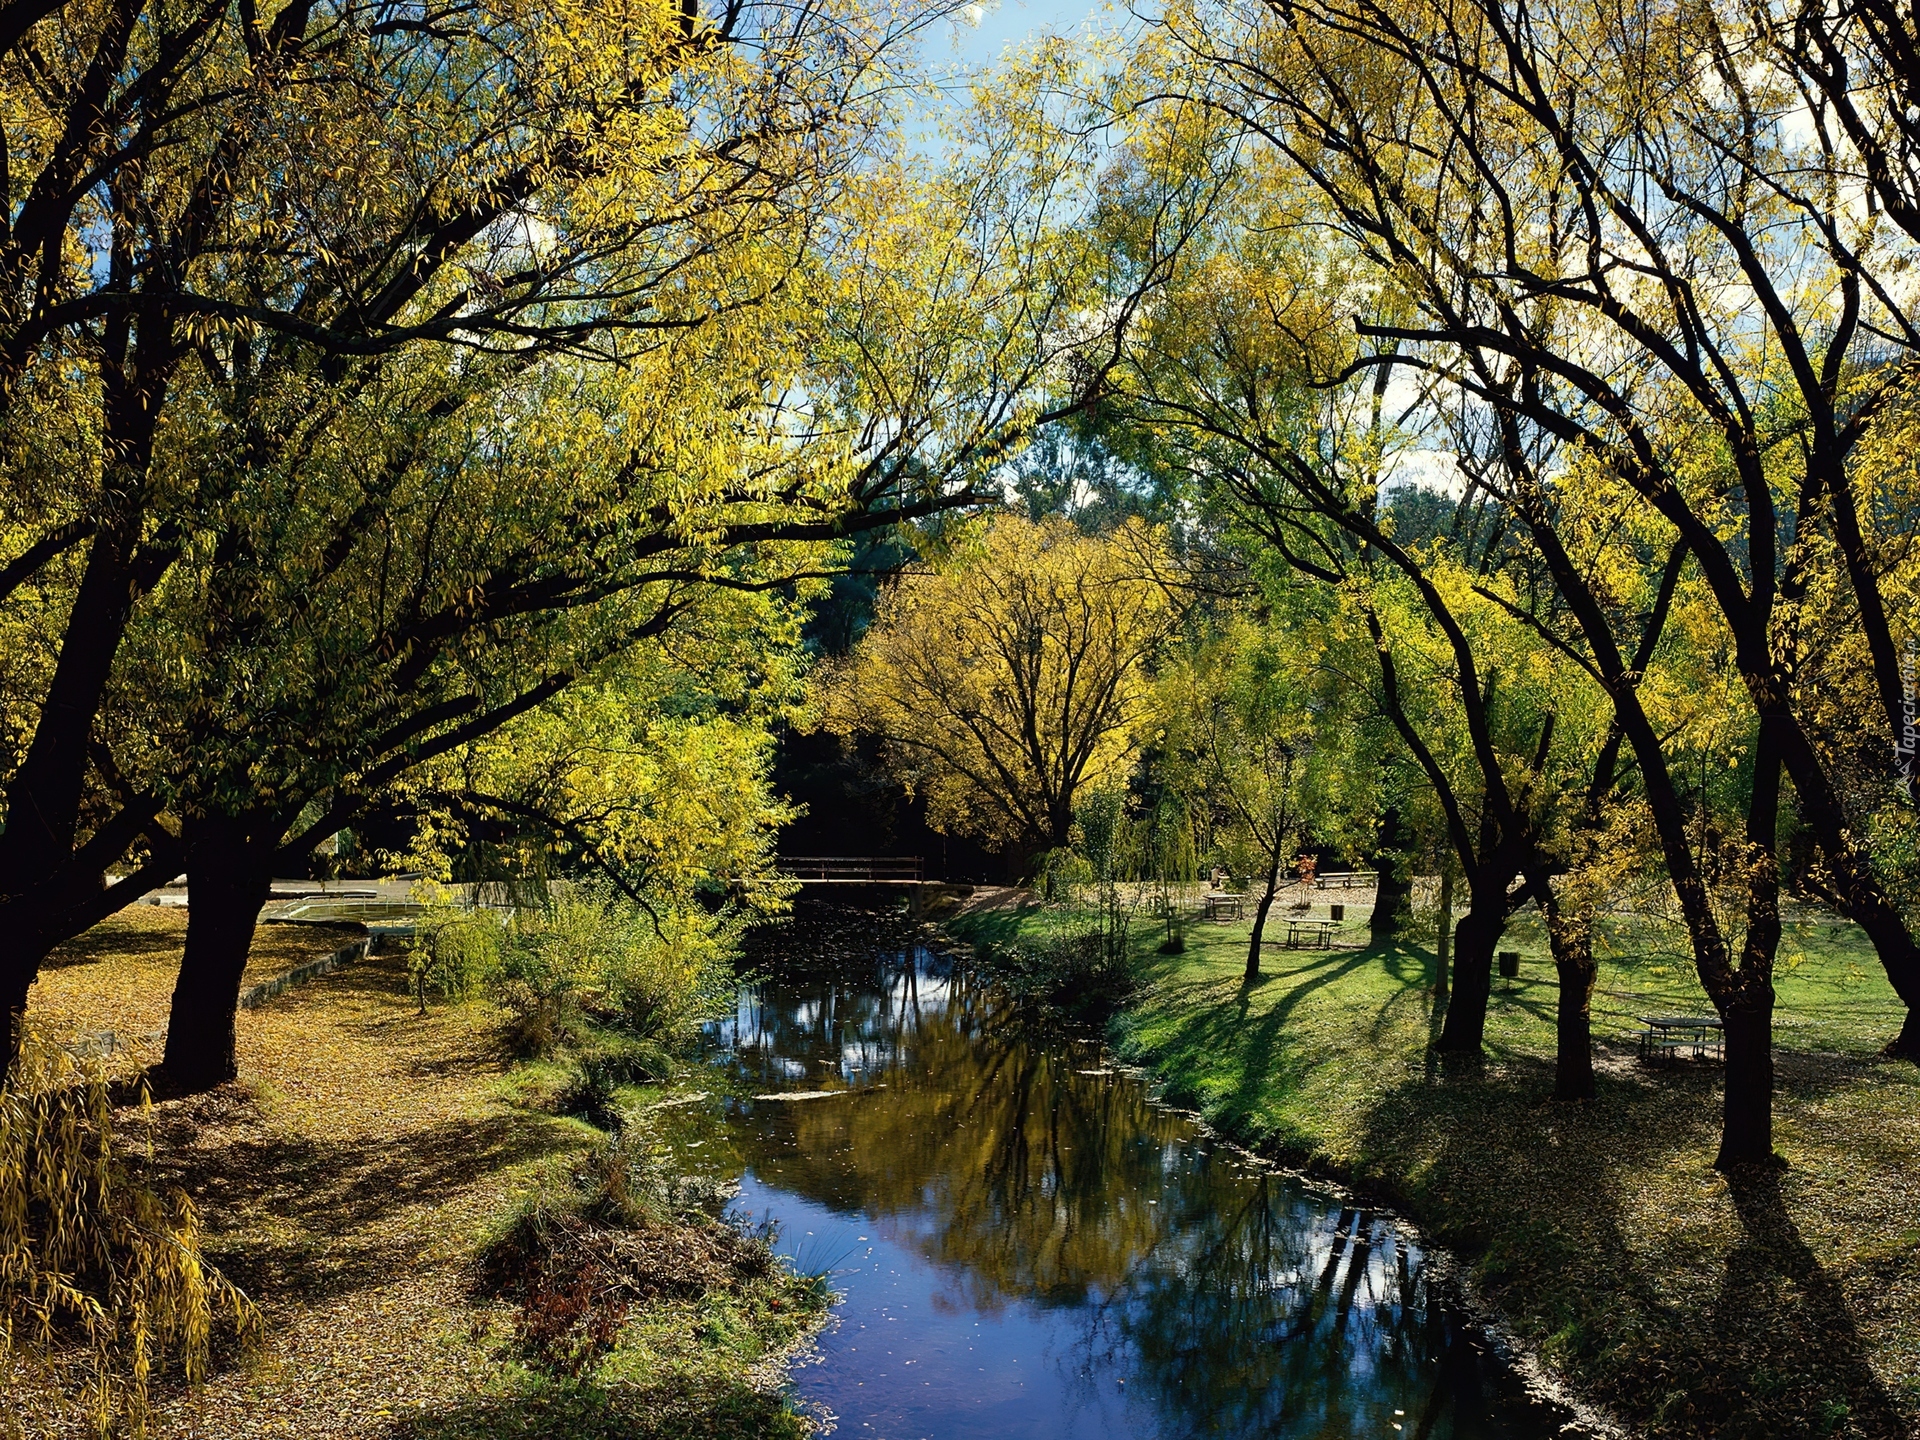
[680,933,1572,1440]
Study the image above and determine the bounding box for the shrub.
[406,909,504,1011]
[980,921,1139,1019]
[557,1043,673,1131]
[492,887,738,1056]
[1032,847,1091,903]
[0,1027,258,1436]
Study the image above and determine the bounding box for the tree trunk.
[0,351,173,1078]
[1433,869,1453,997]
[1766,708,1920,1051]
[1,933,38,1085]
[1367,807,1411,940]
[1717,1002,1776,1168]
[160,813,279,1092]
[1888,1007,1920,1064]
[1246,842,1284,982]
[1717,719,1783,1168]
[1543,897,1597,1102]
[1436,896,1499,1053]
[0,842,185,1079]
[1513,510,1744,1022]
[1553,948,1597,1101]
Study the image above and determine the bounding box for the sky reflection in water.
[696,947,1567,1440]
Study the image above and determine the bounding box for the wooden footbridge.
[778,856,926,884]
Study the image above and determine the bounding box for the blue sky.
[901,0,1128,153]
[931,0,1114,71]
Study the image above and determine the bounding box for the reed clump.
[1,1026,259,1436]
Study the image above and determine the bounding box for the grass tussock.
[1,1025,258,1437]
[478,1134,786,1381]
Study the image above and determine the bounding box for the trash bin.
[1329,903,1345,921]
[1498,950,1521,978]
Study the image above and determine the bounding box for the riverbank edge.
[923,915,1637,1440]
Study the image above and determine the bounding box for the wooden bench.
[1283,918,1335,949]
[1313,871,1378,890]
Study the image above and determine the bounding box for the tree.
[394,626,805,907]
[1,0,1152,1081]
[1158,618,1331,980]
[1147,0,1920,1102]
[1104,0,1920,1156]
[818,513,1176,860]
[0,0,932,1072]
[1079,152,1604,1071]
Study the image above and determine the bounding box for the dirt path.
[143,955,573,1438]
[29,918,584,1438]
[32,910,366,1055]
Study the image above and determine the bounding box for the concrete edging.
[237,934,372,1010]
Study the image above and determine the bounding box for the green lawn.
[944,897,1920,1440]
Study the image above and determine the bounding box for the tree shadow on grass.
[1346,1057,1914,1439]
[1678,1167,1912,1438]
[1131,940,1434,1132]
[945,902,1044,952]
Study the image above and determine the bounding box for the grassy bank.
[20,910,825,1439]
[945,894,1920,1440]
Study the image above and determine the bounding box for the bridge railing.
[778,856,925,881]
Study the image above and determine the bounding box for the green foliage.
[0,1028,259,1436]
[976,903,1141,1021]
[1073,786,1139,970]
[1075,786,1131,883]
[395,638,807,907]
[492,889,739,1057]
[1143,797,1198,952]
[408,911,506,1011]
[1153,610,1363,894]
[559,1043,675,1131]
[1866,805,1920,929]
[1033,846,1093,902]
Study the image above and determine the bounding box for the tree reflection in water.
[700,946,1565,1440]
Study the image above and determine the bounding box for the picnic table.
[1204,891,1244,922]
[1637,1014,1724,1064]
[1282,918,1335,949]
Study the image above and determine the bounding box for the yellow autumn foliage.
[818,514,1177,852]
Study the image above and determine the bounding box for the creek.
[663,914,1575,1440]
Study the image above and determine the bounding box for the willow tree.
[819,514,1177,859]
[1156,617,1343,980]
[1071,72,1732,1093]
[1128,0,1920,1161]
[0,0,882,1062]
[2,0,1151,1082]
